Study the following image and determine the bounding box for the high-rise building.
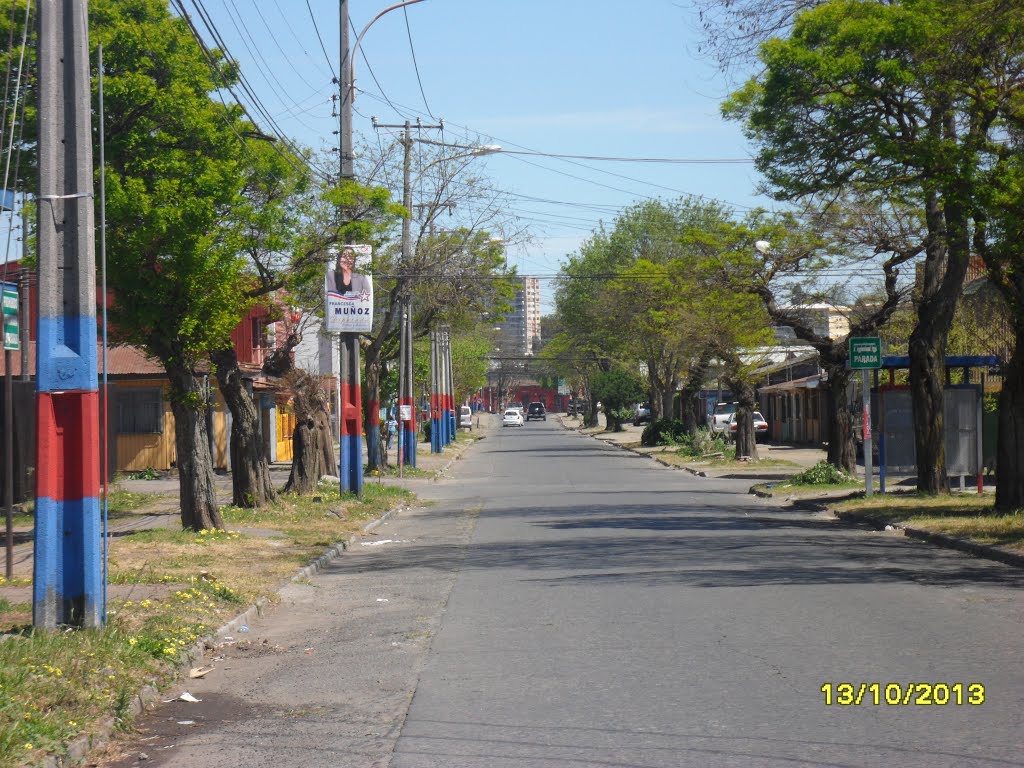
[496,277,542,356]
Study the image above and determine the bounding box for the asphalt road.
[102,419,1024,768]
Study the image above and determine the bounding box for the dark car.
[526,402,547,421]
[567,400,589,416]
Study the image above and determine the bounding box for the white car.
[727,411,769,442]
[709,402,737,434]
[459,405,474,431]
[502,408,524,427]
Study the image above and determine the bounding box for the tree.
[693,0,828,73]
[590,369,646,433]
[207,136,311,509]
[258,177,403,488]
[553,229,620,428]
[450,331,494,405]
[723,0,1018,493]
[598,200,736,420]
[280,369,332,495]
[354,138,519,471]
[93,0,272,530]
[690,200,917,473]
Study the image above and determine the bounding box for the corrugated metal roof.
[0,342,165,376]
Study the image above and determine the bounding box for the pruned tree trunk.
[823,364,856,474]
[584,397,599,429]
[262,334,335,491]
[725,374,759,461]
[166,364,224,531]
[284,417,322,494]
[909,194,970,494]
[364,345,383,471]
[647,357,678,422]
[681,351,712,434]
[606,411,623,433]
[211,347,277,508]
[282,369,333,494]
[316,408,337,476]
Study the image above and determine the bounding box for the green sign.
[1,282,17,351]
[849,336,881,369]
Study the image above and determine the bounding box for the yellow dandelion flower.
[24,744,32,750]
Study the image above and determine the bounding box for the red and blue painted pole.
[430,328,442,453]
[338,334,363,495]
[443,326,455,445]
[34,0,102,628]
[401,302,417,467]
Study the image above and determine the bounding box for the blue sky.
[190,0,773,308]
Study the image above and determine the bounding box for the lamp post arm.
[346,0,428,106]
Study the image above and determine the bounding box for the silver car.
[502,408,524,427]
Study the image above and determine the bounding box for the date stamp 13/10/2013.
[821,682,985,706]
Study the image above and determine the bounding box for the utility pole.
[336,0,363,495]
[34,0,101,628]
[430,328,441,453]
[443,324,455,444]
[374,119,443,468]
[18,270,28,380]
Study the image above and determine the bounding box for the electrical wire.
[494,149,754,164]
[222,0,324,135]
[173,0,332,181]
[350,17,415,121]
[402,4,434,119]
[304,0,338,83]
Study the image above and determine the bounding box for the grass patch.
[0,598,31,626]
[106,489,164,515]
[9,489,165,530]
[0,627,166,766]
[0,479,415,766]
[832,492,1024,550]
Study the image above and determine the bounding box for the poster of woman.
[325,244,374,333]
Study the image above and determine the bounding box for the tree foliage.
[723,0,1024,492]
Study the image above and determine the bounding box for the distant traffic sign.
[1,282,17,351]
[849,337,881,370]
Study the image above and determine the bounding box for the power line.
[402,4,434,119]
[494,149,754,164]
[304,0,338,83]
[171,0,325,181]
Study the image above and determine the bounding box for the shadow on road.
[328,502,1024,591]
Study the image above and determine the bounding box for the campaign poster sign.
[325,244,373,333]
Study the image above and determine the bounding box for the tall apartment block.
[497,277,542,356]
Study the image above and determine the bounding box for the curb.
[902,526,1024,569]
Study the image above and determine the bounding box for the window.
[117,388,163,434]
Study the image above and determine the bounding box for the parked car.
[567,400,589,416]
[526,402,547,421]
[709,402,738,435]
[633,402,651,426]
[727,411,768,442]
[459,405,474,431]
[502,408,524,427]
